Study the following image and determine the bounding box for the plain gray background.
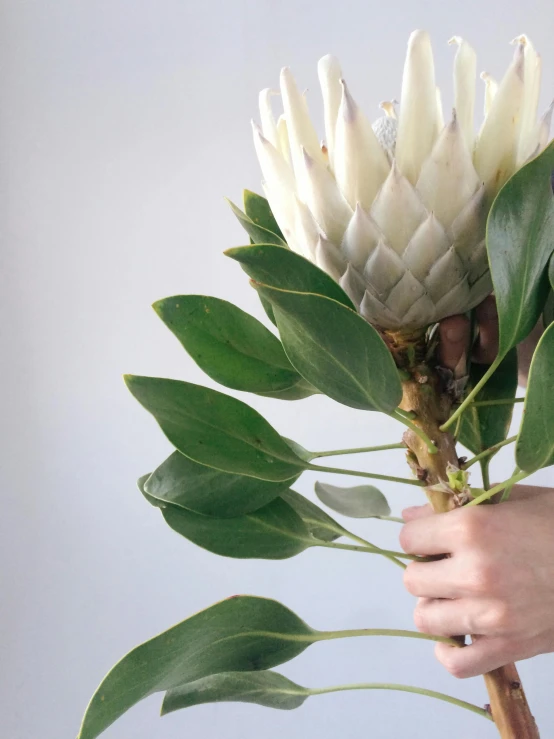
[2,1,554,737]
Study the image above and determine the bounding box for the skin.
[399,298,553,678]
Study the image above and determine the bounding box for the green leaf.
[78,596,315,739]
[225,243,355,310]
[550,254,554,290]
[516,322,554,471]
[153,295,316,400]
[143,451,294,517]
[544,290,554,327]
[280,489,346,542]
[254,285,402,413]
[227,199,287,246]
[315,481,391,519]
[124,376,308,482]
[458,349,518,457]
[141,482,315,560]
[243,190,284,242]
[487,140,554,359]
[161,671,308,714]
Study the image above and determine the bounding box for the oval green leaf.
[78,596,315,739]
[227,199,287,246]
[516,321,554,472]
[153,295,316,400]
[225,243,355,310]
[458,348,518,457]
[243,190,284,241]
[155,494,314,560]
[315,481,391,519]
[144,451,294,517]
[487,140,554,359]
[278,489,347,542]
[544,290,554,327]
[124,376,308,482]
[254,285,402,413]
[161,671,308,715]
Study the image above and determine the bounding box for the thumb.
[402,504,434,522]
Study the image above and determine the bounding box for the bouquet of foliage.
[79,30,554,738]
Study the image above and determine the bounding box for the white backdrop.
[2,1,554,737]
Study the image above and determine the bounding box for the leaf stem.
[470,397,525,408]
[312,443,405,459]
[308,463,424,487]
[462,436,518,469]
[391,409,438,455]
[440,359,500,431]
[338,530,406,569]
[317,540,433,562]
[465,469,530,506]
[315,628,460,648]
[307,683,493,721]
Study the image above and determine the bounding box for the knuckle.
[398,524,412,553]
[436,646,468,679]
[402,563,421,596]
[483,602,511,634]
[413,602,430,633]
[455,508,488,548]
[463,559,497,596]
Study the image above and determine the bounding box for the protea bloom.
[252,31,552,330]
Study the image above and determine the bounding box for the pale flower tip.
[251,119,262,135]
[318,54,341,72]
[448,36,463,47]
[339,78,357,122]
[510,34,529,46]
[379,101,398,119]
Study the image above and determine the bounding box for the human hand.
[399,485,554,678]
[438,295,543,386]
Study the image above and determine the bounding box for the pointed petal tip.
[448,35,463,46]
[510,34,530,46]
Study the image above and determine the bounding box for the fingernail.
[445,326,467,342]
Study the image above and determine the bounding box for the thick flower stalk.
[253,31,552,331]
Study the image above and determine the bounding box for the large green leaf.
[124,376,308,482]
[315,482,391,519]
[516,322,554,471]
[544,291,554,327]
[161,671,308,714]
[243,190,284,241]
[487,141,554,359]
[225,243,355,310]
[143,451,294,517]
[227,199,287,246]
[254,285,402,413]
[153,295,316,400]
[78,597,315,739]
[458,349,518,457]
[278,489,346,542]
[142,482,315,560]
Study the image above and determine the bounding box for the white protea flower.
[252,31,553,331]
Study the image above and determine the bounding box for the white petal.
[276,115,291,164]
[363,240,406,297]
[402,213,450,280]
[340,204,382,269]
[449,184,488,263]
[474,44,525,191]
[318,55,343,169]
[292,194,320,259]
[467,271,493,309]
[334,80,390,209]
[449,36,477,152]
[296,147,353,244]
[369,162,427,254]
[434,276,471,318]
[396,30,441,184]
[385,271,426,317]
[280,67,326,177]
[480,72,499,120]
[252,121,296,191]
[436,87,445,133]
[538,102,554,151]
[416,113,480,228]
[401,293,437,329]
[360,289,403,329]
[259,89,279,148]
[315,236,346,281]
[262,181,297,248]
[339,264,366,307]
[467,238,489,284]
[513,36,542,164]
[424,247,467,302]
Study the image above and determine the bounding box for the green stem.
[315,628,460,647]
[466,469,530,506]
[376,515,404,524]
[391,409,438,455]
[463,436,518,469]
[308,463,424,487]
[317,540,433,562]
[481,461,491,492]
[340,530,406,569]
[394,407,417,420]
[440,359,500,431]
[307,683,493,721]
[470,397,525,408]
[312,443,405,459]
